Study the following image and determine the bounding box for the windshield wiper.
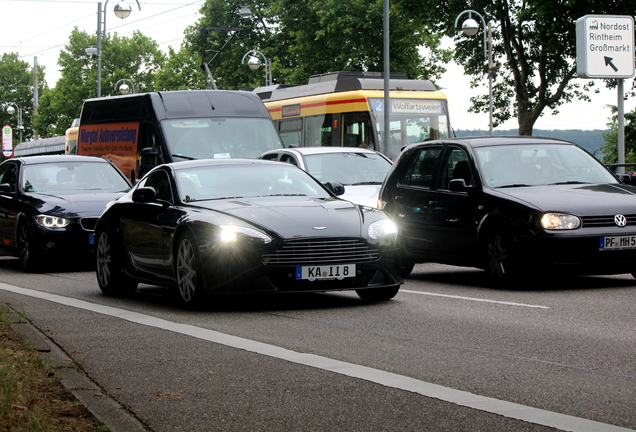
[496,184,532,188]
[351,181,382,185]
[549,181,589,185]
[266,193,306,196]
[171,153,197,160]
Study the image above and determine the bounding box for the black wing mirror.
[324,181,345,196]
[448,178,474,193]
[132,186,158,203]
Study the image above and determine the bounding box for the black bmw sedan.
[95,159,403,307]
[378,136,636,285]
[0,155,132,271]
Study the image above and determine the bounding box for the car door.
[0,162,21,255]
[424,145,480,262]
[122,169,180,277]
[390,145,443,256]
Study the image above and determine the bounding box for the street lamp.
[87,0,141,98]
[4,102,23,143]
[455,9,496,136]
[115,78,135,94]
[241,50,272,86]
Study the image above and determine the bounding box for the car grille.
[262,239,380,266]
[581,214,636,228]
[79,217,99,232]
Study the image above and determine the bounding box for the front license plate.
[89,233,95,245]
[295,264,356,281]
[599,235,636,250]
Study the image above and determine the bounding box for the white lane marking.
[1,283,629,432]
[400,289,550,309]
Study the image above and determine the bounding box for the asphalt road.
[0,256,635,432]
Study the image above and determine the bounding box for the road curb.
[12,321,149,432]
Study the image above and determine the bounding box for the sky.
[1,0,634,132]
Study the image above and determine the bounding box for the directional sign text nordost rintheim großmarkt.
[576,14,635,79]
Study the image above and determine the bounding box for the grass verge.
[0,304,108,431]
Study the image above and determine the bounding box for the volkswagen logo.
[614,214,627,227]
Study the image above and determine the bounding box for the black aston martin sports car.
[0,155,132,271]
[95,159,403,306]
[378,136,636,286]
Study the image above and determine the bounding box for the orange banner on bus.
[78,122,139,180]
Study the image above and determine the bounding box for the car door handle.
[394,195,403,201]
[428,200,438,206]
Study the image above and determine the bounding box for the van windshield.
[163,118,283,160]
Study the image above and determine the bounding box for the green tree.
[412,0,635,135]
[34,29,165,137]
[0,53,41,142]
[599,107,636,164]
[171,0,451,90]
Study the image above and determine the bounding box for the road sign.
[576,15,635,79]
[2,126,12,158]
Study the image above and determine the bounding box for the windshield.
[175,164,331,202]
[304,152,392,185]
[23,161,131,194]
[475,144,618,188]
[368,97,450,160]
[163,118,283,160]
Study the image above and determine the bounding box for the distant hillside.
[453,129,609,156]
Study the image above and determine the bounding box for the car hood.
[27,192,127,218]
[193,197,365,238]
[495,183,636,215]
[341,185,382,208]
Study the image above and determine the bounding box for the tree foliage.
[599,107,636,164]
[170,0,451,90]
[34,29,165,137]
[0,53,42,142]
[411,0,635,135]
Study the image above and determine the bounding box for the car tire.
[395,252,415,278]
[484,231,518,286]
[175,232,206,307]
[95,224,137,295]
[356,286,400,301]
[17,222,42,272]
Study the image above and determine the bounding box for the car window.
[140,170,173,203]
[398,146,443,189]
[438,147,472,189]
[0,163,18,192]
[21,162,131,194]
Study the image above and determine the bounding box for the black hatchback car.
[378,136,636,285]
[0,155,132,271]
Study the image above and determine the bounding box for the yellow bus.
[64,118,80,155]
[254,72,451,160]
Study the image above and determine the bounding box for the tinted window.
[141,170,173,202]
[398,146,442,188]
[438,147,471,189]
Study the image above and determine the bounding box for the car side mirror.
[324,181,345,196]
[0,183,13,194]
[448,178,473,193]
[132,186,158,203]
[139,147,159,178]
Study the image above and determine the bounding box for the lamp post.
[115,78,135,94]
[241,50,271,86]
[455,9,495,136]
[4,102,23,143]
[86,0,141,98]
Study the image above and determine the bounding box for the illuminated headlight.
[35,215,70,229]
[540,213,581,230]
[218,225,272,244]
[368,219,398,240]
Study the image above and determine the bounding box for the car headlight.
[540,213,581,230]
[368,219,398,240]
[35,215,70,229]
[218,225,272,244]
